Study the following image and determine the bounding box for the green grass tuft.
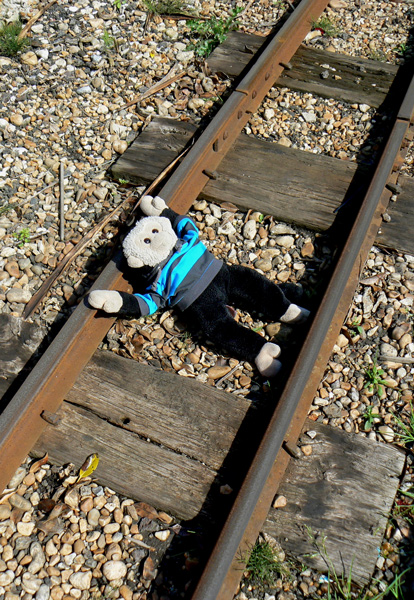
[245,540,288,586]
[187,7,242,57]
[0,21,29,57]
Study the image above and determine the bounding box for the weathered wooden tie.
[110,117,414,255]
[265,421,405,585]
[32,349,405,585]
[207,32,398,109]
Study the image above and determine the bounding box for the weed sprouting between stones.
[0,21,29,57]
[245,539,289,587]
[12,228,31,248]
[187,7,242,57]
[393,402,414,446]
[305,527,411,600]
[312,15,341,38]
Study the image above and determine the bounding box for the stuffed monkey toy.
[88,196,309,377]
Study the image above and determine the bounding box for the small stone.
[36,48,49,60]
[391,325,409,341]
[45,539,58,556]
[273,495,287,508]
[89,18,104,29]
[301,241,314,257]
[0,570,14,586]
[28,542,46,574]
[80,497,93,513]
[5,259,20,278]
[6,287,32,304]
[380,342,398,357]
[69,571,92,590]
[10,113,23,126]
[113,140,128,154]
[239,375,251,387]
[102,560,127,581]
[275,235,295,249]
[243,220,257,240]
[93,187,108,201]
[265,323,281,337]
[193,200,207,211]
[378,426,394,443]
[154,530,170,541]
[158,511,173,524]
[21,51,38,66]
[302,111,316,123]
[77,85,92,95]
[278,137,292,147]
[255,258,272,272]
[0,505,11,520]
[17,521,35,536]
[104,522,120,534]
[301,445,313,456]
[336,334,349,348]
[329,0,347,9]
[119,585,133,600]
[64,487,79,509]
[21,572,42,594]
[36,584,50,600]
[10,493,32,512]
[399,333,412,349]
[207,365,231,380]
[277,270,290,283]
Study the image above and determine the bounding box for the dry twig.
[17,0,58,42]
[22,141,193,319]
[59,161,65,242]
[379,355,414,365]
[115,66,186,112]
[22,196,133,320]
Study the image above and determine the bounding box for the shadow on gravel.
[148,30,414,600]
[3,19,414,600]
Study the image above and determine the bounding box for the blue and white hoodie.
[124,211,223,316]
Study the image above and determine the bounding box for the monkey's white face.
[122,216,177,268]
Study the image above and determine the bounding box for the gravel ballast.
[1,0,414,599]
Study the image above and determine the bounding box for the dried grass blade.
[116,67,186,112]
[22,195,133,320]
[17,0,58,42]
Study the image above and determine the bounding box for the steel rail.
[191,73,414,600]
[160,0,330,210]
[0,0,328,495]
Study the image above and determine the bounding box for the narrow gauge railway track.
[1,0,414,598]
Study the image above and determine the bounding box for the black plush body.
[183,262,291,364]
[88,196,309,377]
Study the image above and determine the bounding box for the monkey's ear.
[127,256,144,268]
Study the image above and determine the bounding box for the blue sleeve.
[133,292,165,315]
[174,216,199,243]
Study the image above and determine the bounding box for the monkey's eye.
[152,229,159,234]
[144,238,151,244]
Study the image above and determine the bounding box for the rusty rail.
[191,73,414,600]
[2,2,412,599]
[0,0,329,496]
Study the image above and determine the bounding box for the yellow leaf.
[77,453,99,481]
